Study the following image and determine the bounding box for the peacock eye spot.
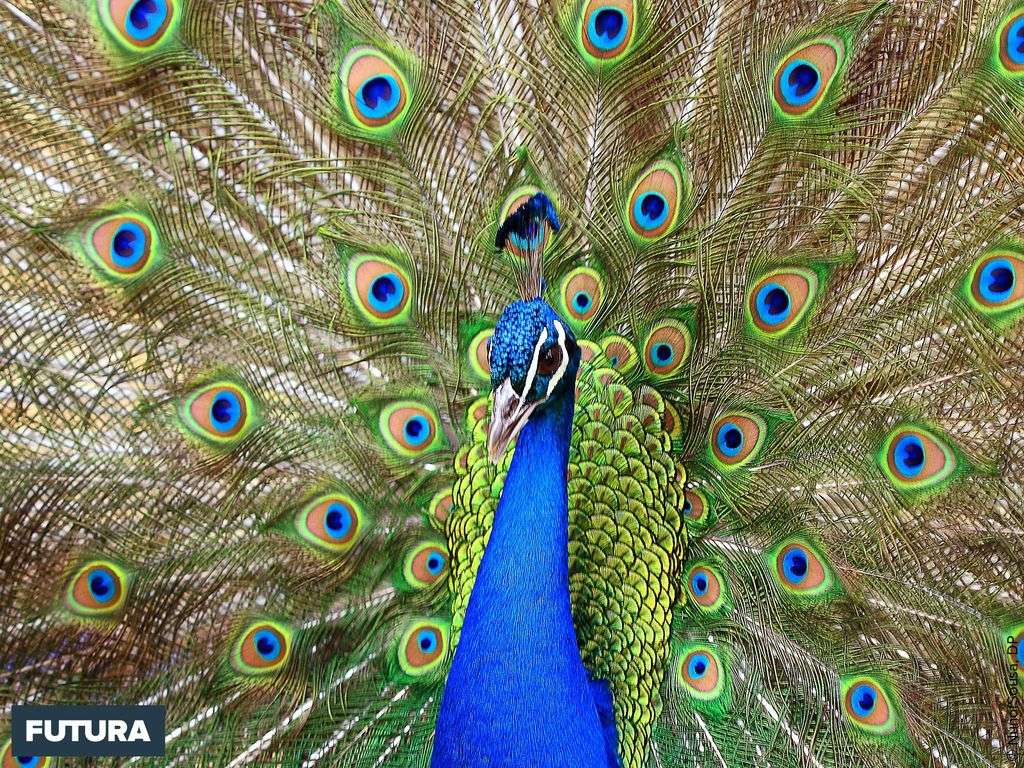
[296,494,362,552]
[574,291,591,309]
[403,542,449,589]
[580,0,635,62]
[723,426,742,449]
[340,47,410,131]
[380,402,441,455]
[683,498,692,514]
[234,622,291,674]
[653,342,672,362]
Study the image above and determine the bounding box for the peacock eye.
[537,345,562,375]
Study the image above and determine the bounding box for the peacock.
[1,0,1023,766]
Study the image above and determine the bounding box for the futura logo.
[11,705,165,757]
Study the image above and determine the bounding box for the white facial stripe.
[545,320,570,398]
[520,326,548,399]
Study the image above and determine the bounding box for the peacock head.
[487,298,580,462]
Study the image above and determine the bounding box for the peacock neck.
[432,390,609,768]
[486,388,574,583]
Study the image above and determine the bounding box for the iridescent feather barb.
[0,0,1023,767]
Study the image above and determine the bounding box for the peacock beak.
[487,379,537,463]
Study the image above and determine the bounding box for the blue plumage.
[433,298,608,767]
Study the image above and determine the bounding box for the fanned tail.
[1,1,1023,767]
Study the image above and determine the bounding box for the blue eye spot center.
[365,271,405,314]
[17,758,39,767]
[683,498,692,514]
[764,287,790,316]
[130,0,157,29]
[416,629,437,653]
[653,342,673,362]
[109,221,148,269]
[574,291,591,309]
[693,574,708,594]
[1009,18,1024,62]
[595,8,624,40]
[632,189,670,232]
[587,7,628,52]
[977,258,1017,304]
[113,229,137,257]
[362,77,393,110]
[788,63,819,97]
[212,398,232,423]
[324,503,353,539]
[715,421,746,458]
[641,194,665,220]
[901,441,923,468]
[253,630,280,660]
[402,414,430,446]
[427,554,444,573]
[990,266,1014,295]
[206,390,242,434]
[755,282,793,327]
[778,59,823,108]
[126,0,168,41]
[609,355,619,366]
[372,275,397,303]
[893,434,926,478]
[687,654,710,680]
[850,683,878,717]
[89,571,114,602]
[782,548,809,584]
[353,72,402,121]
